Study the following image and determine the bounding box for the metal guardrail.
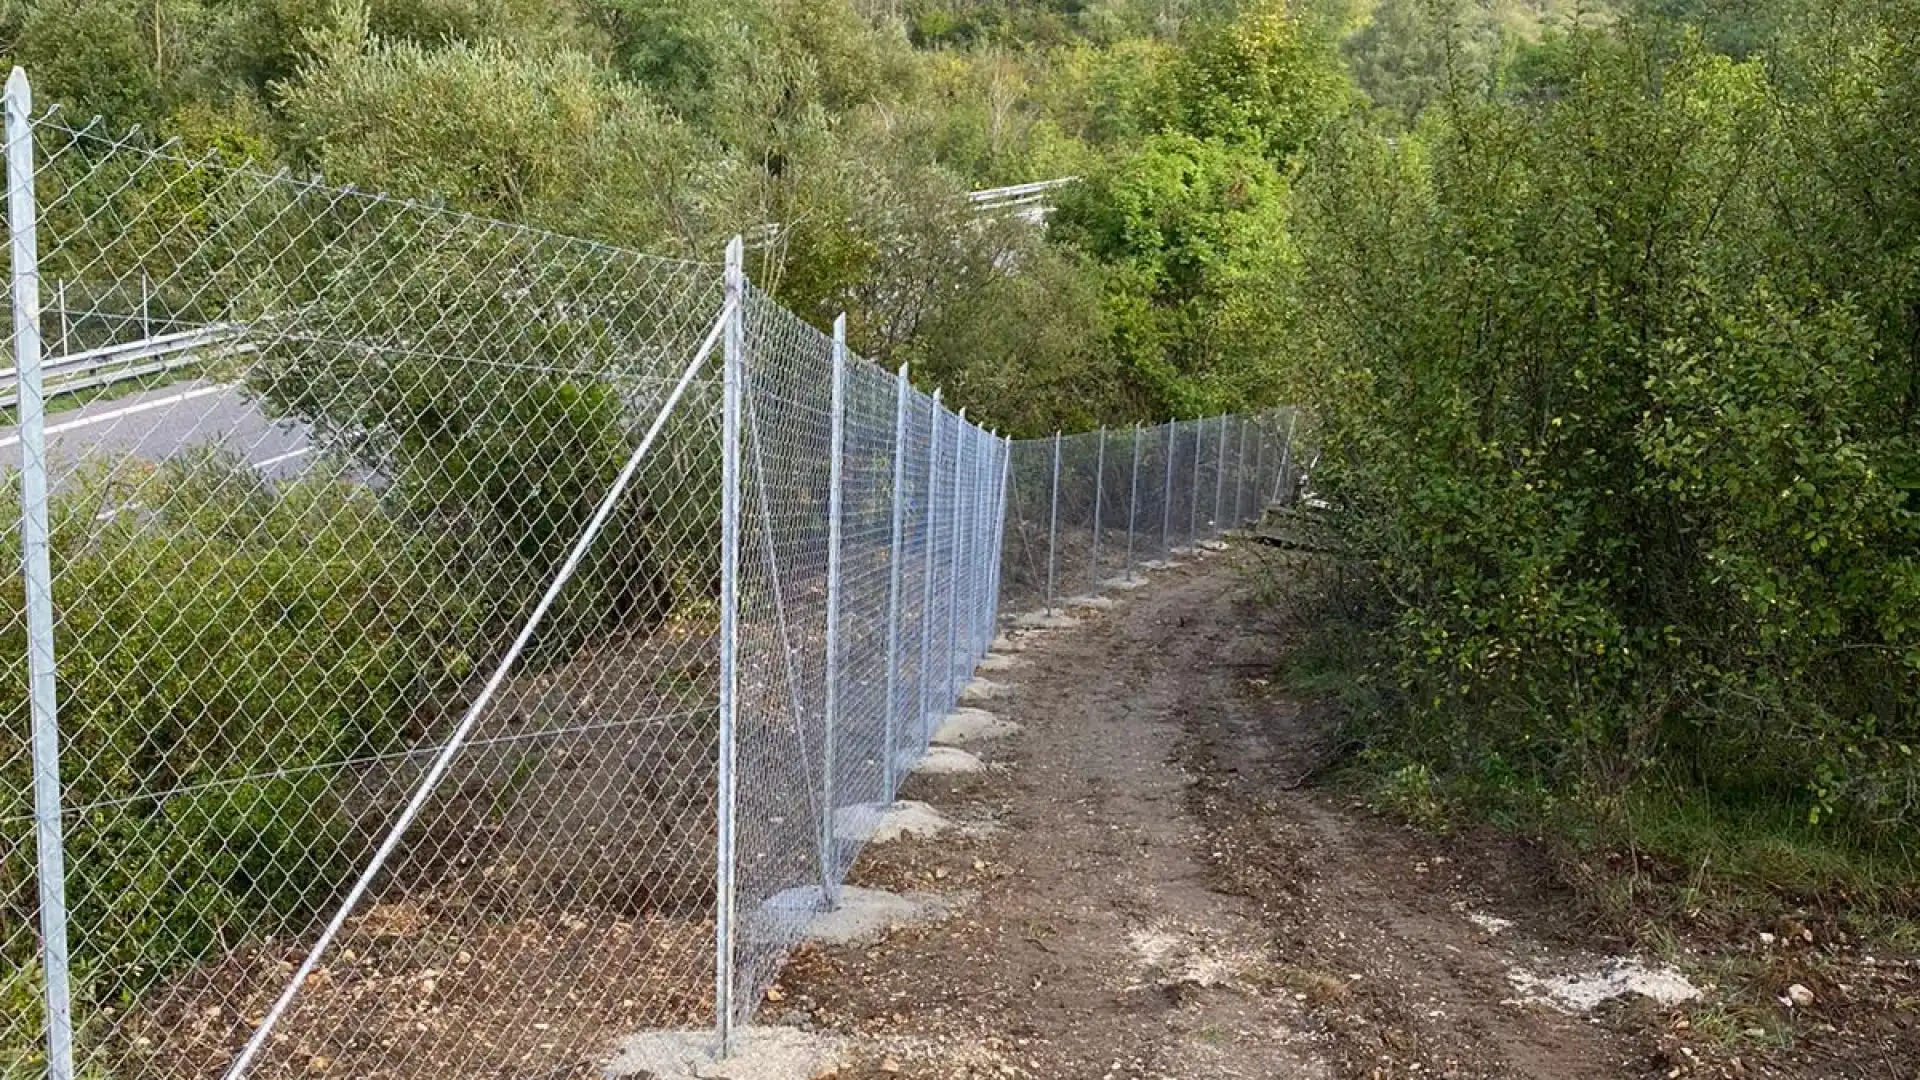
[967,176,1077,209]
[745,177,1080,248]
[0,323,251,409]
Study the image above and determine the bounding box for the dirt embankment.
[776,549,1916,1080]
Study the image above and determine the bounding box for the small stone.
[880,1059,901,1073]
[308,1056,331,1072]
[1784,983,1815,1007]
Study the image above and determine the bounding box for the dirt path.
[776,551,1672,1080]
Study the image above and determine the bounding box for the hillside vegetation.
[4,0,1915,965]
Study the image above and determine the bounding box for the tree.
[1050,131,1292,416]
[1164,0,1351,162]
[274,9,720,250]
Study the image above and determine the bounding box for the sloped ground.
[769,548,1916,1079]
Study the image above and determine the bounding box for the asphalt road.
[0,379,319,486]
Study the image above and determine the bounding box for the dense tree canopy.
[0,0,1343,429]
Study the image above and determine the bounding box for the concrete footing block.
[914,746,987,775]
[864,799,959,843]
[960,676,1008,705]
[603,1027,843,1080]
[935,707,1022,745]
[758,884,955,948]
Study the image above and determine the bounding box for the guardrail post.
[8,68,75,1080]
[820,313,847,907]
[917,390,943,746]
[715,235,745,1055]
[883,363,909,798]
[1045,430,1061,612]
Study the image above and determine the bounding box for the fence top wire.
[15,111,727,418]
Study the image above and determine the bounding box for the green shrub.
[0,452,480,1024]
[1277,11,1920,860]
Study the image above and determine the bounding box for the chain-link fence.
[998,412,1300,612]
[2,66,1291,1080]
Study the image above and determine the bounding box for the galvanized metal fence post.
[1182,417,1198,541]
[1160,419,1175,555]
[988,435,1011,643]
[882,364,909,797]
[1045,431,1061,612]
[975,429,994,652]
[1125,425,1141,580]
[1251,415,1267,521]
[918,389,943,744]
[1234,416,1249,524]
[1277,409,1298,505]
[8,66,75,1080]
[947,409,968,702]
[965,426,982,655]
[987,432,998,640]
[715,235,745,1055]
[819,313,849,905]
[1214,413,1229,534]
[1089,428,1106,590]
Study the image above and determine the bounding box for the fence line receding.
[0,68,1298,1080]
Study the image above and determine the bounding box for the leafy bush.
[1276,10,1920,856]
[0,453,480,1021]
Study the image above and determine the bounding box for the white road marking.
[251,446,315,471]
[0,383,232,450]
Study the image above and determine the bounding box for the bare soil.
[774,549,1918,1080]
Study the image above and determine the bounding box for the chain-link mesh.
[2,69,1295,1080]
[727,290,1001,1034]
[3,103,726,1079]
[995,412,1297,616]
